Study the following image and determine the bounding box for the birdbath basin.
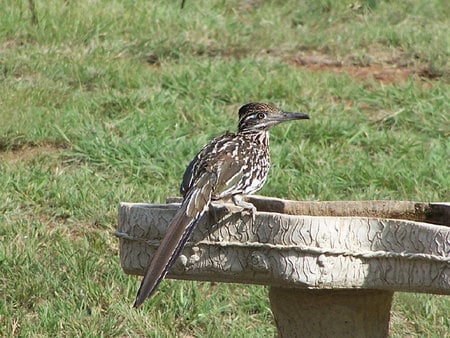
[116,196,450,337]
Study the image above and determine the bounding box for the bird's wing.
[180,155,198,197]
[180,132,242,198]
[209,151,246,199]
[135,133,246,307]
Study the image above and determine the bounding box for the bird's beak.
[272,111,310,123]
[283,111,310,120]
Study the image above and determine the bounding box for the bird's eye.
[256,112,266,119]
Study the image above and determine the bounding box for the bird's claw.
[232,195,257,225]
[241,205,256,224]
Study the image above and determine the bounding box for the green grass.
[1,0,449,336]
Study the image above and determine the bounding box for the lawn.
[1,0,449,336]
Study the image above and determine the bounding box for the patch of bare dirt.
[5,206,109,242]
[0,38,26,53]
[0,142,68,164]
[289,51,442,84]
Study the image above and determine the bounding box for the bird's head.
[237,102,309,133]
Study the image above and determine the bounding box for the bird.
[134,102,310,307]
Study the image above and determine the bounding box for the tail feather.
[134,175,214,308]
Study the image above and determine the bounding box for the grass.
[1,0,449,336]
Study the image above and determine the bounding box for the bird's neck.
[238,129,269,147]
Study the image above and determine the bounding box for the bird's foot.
[232,195,256,224]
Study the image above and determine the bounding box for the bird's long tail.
[133,174,214,308]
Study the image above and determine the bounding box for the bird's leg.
[209,200,238,224]
[208,203,219,225]
[232,194,256,224]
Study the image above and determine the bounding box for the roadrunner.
[134,102,309,307]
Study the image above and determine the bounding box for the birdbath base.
[270,288,393,338]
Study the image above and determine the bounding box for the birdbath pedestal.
[116,196,450,337]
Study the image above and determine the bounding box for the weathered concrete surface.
[269,288,393,338]
[243,196,450,226]
[116,199,450,294]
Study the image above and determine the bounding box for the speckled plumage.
[134,103,309,307]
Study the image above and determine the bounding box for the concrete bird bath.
[116,196,450,337]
